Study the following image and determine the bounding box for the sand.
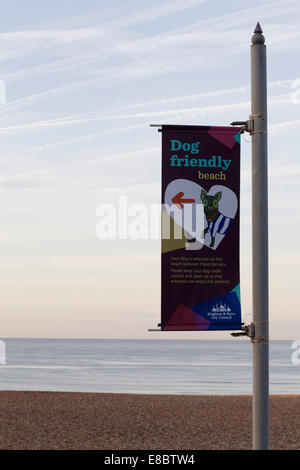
[0,391,299,450]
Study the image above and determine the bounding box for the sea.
[0,339,299,395]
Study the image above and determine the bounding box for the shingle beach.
[0,392,299,450]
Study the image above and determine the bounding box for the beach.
[0,391,299,450]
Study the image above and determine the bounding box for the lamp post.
[251,22,269,450]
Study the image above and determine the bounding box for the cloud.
[0,28,104,43]
[0,1,298,131]
[0,33,297,121]
[121,79,294,110]
[1,0,299,93]
[0,0,211,68]
[175,0,300,34]
[111,0,211,29]
[2,123,146,158]
[2,28,237,85]
[0,0,210,43]
[88,93,290,121]
[0,91,294,135]
[0,78,102,114]
[0,146,159,182]
[2,112,300,184]
[269,119,300,135]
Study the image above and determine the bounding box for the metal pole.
[251,22,269,450]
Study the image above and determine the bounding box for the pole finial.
[254,22,263,34]
[252,22,265,45]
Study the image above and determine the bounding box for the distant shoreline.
[0,391,299,450]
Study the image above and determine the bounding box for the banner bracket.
[150,124,162,132]
[230,119,254,134]
[231,323,255,339]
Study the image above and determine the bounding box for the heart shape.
[164,178,238,250]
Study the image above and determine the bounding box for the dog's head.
[200,190,222,217]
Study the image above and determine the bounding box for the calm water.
[0,339,299,394]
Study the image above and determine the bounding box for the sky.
[0,0,299,339]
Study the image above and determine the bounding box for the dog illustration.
[201,190,233,247]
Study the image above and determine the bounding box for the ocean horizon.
[0,338,299,395]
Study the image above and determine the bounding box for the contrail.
[0,146,160,182]
[0,93,292,135]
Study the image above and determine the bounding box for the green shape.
[161,211,187,253]
[231,284,241,303]
[234,132,241,144]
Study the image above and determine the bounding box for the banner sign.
[161,125,242,331]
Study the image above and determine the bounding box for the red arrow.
[171,191,195,209]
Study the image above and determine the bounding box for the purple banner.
[161,125,242,331]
